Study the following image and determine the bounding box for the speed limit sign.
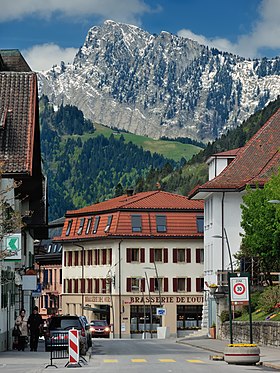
[230,277,249,303]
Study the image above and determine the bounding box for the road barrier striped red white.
[69,329,80,365]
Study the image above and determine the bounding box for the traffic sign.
[156,308,166,316]
[230,277,249,303]
[4,234,21,260]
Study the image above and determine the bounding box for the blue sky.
[1,0,280,71]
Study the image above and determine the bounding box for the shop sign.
[129,295,203,304]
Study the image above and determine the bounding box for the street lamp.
[212,228,234,273]
[106,264,117,339]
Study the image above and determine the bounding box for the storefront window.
[130,305,160,333]
[177,305,202,329]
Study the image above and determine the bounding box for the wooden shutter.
[127,278,132,292]
[64,251,67,266]
[141,278,146,292]
[173,249,178,263]
[127,248,132,263]
[196,278,202,292]
[81,278,85,293]
[87,279,92,293]
[109,249,112,265]
[150,248,155,263]
[196,248,201,263]
[63,279,66,292]
[88,250,92,265]
[164,248,168,263]
[74,279,78,293]
[140,248,145,263]
[102,249,107,265]
[95,250,99,265]
[102,279,107,293]
[186,248,191,263]
[173,278,178,292]
[95,279,100,293]
[164,278,169,292]
[68,251,72,266]
[187,278,191,292]
[68,279,72,293]
[150,278,155,292]
[74,251,79,266]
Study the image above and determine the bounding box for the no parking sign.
[230,277,249,304]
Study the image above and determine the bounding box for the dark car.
[90,320,110,338]
[45,315,92,355]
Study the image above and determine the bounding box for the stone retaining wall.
[220,321,280,347]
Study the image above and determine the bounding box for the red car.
[90,320,110,338]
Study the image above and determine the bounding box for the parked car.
[89,320,110,338]
[45,315,92,355]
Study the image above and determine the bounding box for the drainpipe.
[221,192,225,273]
[118,240,122,339]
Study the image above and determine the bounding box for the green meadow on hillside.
[78,123,203,162]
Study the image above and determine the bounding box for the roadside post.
[228,272,252,344]
[67,329,81,368]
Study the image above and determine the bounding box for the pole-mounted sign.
[230,277,249,304]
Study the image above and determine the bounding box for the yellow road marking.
[159,359,176,362]
[104,359,118,363]
[131,359,147,363]
[186,359,204,363]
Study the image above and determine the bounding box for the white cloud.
[22,44,77,71]
[0,0,153,25]
[178,0,280,58]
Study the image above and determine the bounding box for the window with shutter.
[178,278,185,291]
[150,248,155,263]
[102,279,107,293]
[131,214,142,232]
[131,248,139,262]
[87,250,93,265]
[68,279,72,293]
[87,279,93,293]
[156,215,167,232]
[102,249,107,265]
[74,251,79,266]
[74,279,78,293]
[196,248,204,264]
[68,251,73,267]
[81,279,85,293]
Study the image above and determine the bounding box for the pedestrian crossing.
[99,358,205,364]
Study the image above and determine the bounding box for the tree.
[238,170,280,285]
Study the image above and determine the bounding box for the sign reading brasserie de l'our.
[85,295,203,304]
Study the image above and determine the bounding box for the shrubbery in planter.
[224,343,260,365]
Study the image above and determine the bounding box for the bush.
[220,310,242,323]
[258,285,280,313]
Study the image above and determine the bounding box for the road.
[0,338,276,372]
[90,339,275,373]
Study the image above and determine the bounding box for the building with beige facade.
[55,190,204,338]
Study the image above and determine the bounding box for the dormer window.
[156,215,166,232]
[104,215,113,233]
[77,218,85,235]
[131,215,142,232]
[65,219,73,236]
[196,216,204,233]
[85,217,92,234]
[93,216,100,234]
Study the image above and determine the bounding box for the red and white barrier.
[68,329,80,365]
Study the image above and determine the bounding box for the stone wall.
[220,321,280,348]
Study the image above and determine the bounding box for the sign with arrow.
[3,234,21,261]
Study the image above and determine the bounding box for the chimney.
[126,188,134,197]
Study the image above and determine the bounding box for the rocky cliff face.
[38,20,280,142]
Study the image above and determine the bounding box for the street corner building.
[0,49,48,351]
[55,190,204,338]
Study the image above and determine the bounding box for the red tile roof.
[0,72,37,175]
[67,190,204,216]
[57,191,204,242]
[189,108,280,197]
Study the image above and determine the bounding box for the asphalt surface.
[0,334,279,372]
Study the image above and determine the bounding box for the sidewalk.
[178,332,280,370]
